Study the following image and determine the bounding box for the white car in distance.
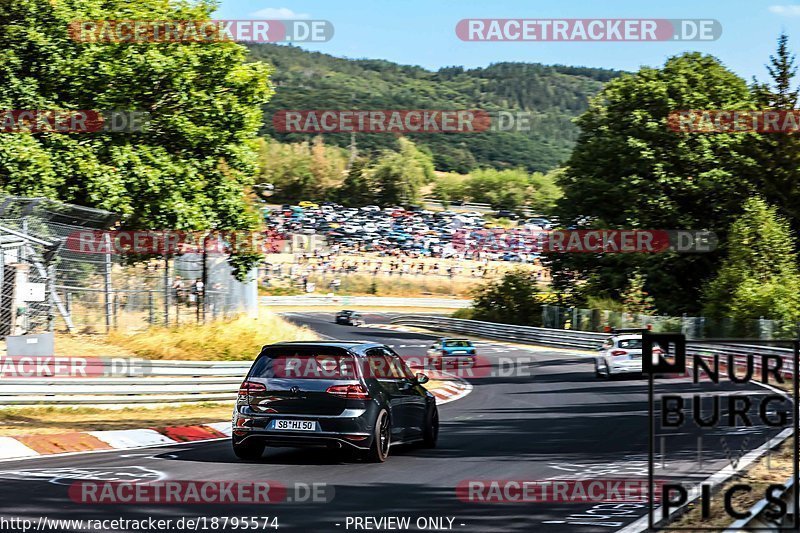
[594,333,665,378]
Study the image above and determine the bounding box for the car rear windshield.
[444,340,472,347]
[250,348,358,380]
[617,339,643,349]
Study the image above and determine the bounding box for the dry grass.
[261,273,480,298]
[55,335,140,357]
[0,403,235,437]
[265,305,462,314]
[262,251,547,298]
[668,436,793,529]
[307,274,476,298]
[105,310,319,361]
[267,252,525,270]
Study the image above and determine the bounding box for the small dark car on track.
[232,341,439,462]
[335,310,364,326]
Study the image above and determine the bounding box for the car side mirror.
[416,373,429,384]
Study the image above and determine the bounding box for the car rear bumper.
[609,363,643,374]
[232,407,375,450]
[234,430,373,450]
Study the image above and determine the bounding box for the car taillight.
[610,350,628,357]
[653,347,664,355]
[326,384,370,400]
[238,380,266,395]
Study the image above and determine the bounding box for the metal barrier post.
[163,257,170,326]
[148,290,154,324]
[103,232,113,332]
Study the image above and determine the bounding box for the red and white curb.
[0,379,470,461]
[368,324,408,332]
[0,423,232,462]
[430,379,472,405]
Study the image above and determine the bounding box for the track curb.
[0,378,471,461]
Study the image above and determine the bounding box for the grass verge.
[103,310,319,361]
[263,274,478,298]
[265,305,463,314]
[668,436,794,529]
[310,274,476,298]
[0,403,235,437]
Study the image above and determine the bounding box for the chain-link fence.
[541,304,800,340]
[0,222,58,335]
[0,196,257,335]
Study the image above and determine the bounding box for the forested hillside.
[247,44,622,172]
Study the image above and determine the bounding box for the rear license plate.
[630,354,641,360]
[274,420,316,431]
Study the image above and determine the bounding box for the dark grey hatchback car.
[232,341,439,462]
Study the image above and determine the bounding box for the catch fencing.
[422,197,540,217]
[0,196,256,334]
[541,304,800,340]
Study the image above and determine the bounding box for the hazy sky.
[215,0,800,81]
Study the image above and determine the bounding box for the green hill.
[246,44,623,173]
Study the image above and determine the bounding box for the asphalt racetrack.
[0,312,786,532]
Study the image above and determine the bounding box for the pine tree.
[749,33,800,228]
[766,33,798,108]
[336,158,373,206]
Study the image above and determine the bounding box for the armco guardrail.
[421,198,540,217]
[388,315,798,376]
[724,476,795,532]
[422,198,493,213]
[261,296,472,308]
[4,317,795,413]
[390,315,607,350]
[0,360,252,406]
